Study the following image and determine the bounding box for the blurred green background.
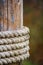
[23,0,43,65]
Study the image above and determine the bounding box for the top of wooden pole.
[0,0,23,31]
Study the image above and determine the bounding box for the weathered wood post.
[0,0,30,65]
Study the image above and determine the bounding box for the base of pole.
[3,61,22,65]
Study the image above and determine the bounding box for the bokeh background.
[23,0,43,65]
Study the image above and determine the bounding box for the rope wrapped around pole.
[0,26,30,65]
[0,27,29,38]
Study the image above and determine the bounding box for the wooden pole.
[3,1,4,30]
[20,0,23,28]
[7,0,9,30]
[3,1,23,64]
[19,61,23,65]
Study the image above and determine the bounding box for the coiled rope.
[0,27,29,38]
[0,26,30,65]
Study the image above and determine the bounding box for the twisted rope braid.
[0,46,29,58]
[0,26,30,65]
[0,52,30,65]
[0,27,29,38]
[0,40,29,52]
[0,35,29,45]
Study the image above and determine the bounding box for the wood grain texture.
[0,0,23,31]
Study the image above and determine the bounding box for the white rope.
[0,40,29,52]
[0,46,29,58]
[0,27,29,38]
[0,35,29,45]
[0,26,30,65]
[0,52,30,65]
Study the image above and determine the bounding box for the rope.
[0,26,30,65]
[0,27,29,38]
[0,40,29,52]
[0,35,30,45]
[0,46,29,58]
[0,52,30,65]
